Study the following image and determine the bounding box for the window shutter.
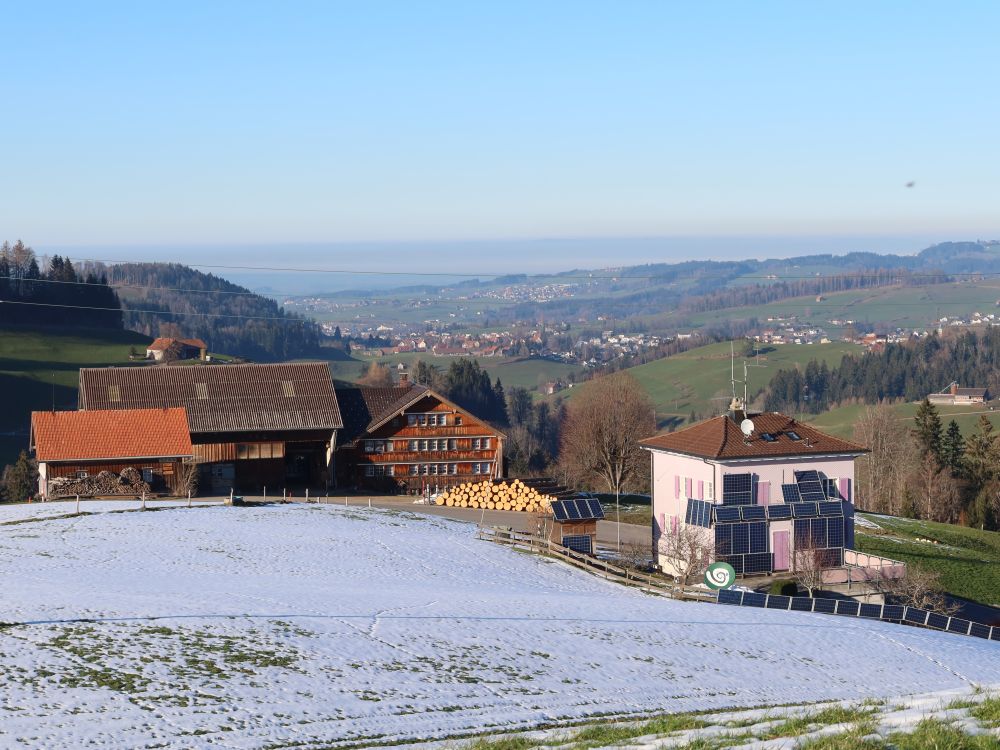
[671,516,679,534]
[684,477,693,498]
[675,475,680,499]
[756,481,770,506]
[838,477,851,503]
[697,480,704,500]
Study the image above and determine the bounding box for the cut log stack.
[434,479,554,513]
[49,468,152,499]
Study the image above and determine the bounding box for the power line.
[0,274,263,297]
[0,299,311,323]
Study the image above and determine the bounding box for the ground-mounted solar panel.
[766,594,790,610]
[718,555,743,575]
[991,628,1000,642]
[717,589,743,605]
[790,597,813,612]
[743,552,773,574]
[947,618,971,635]
[714,506,742,523]
[791,502,818,518]
[812,598,836,614]
[903,608,928,625]
[926,612,949,630]
[882,605,905,620]
[969,623,991,639]
[740,506,766,521]
[766,504,792,520]
[742,592,767,608]
[858,603,882,619]
[721,475,755,506]
[835,600,860,617]
[819,501,844,517]
[781,484,802,503]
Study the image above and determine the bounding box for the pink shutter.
[671,516,679,534]
[697,480,704,500]
[839,478,851,503]
[756,481,770,506]
[658,513,666,537]
[684,477,693,498]
[674,475,680,499]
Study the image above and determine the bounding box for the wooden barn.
[78,363,343,494]
[30,408,194,499]
[334,383,504,493]
[548,496,605,555]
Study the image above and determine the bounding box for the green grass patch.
[888,718,999,749]
[970,695,1000,727]
[855,514,1000,605]
[759,705,876,740]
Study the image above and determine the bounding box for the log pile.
[49,468,151,499]
[434,479,554,512]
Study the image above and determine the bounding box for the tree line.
[764,329,1000,414]
[0,241,122,328]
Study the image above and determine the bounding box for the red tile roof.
[31,408,193,462]
[640,413,866,460]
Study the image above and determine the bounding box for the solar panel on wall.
[766,504,792,520]
[791,502,818,518]
[561,535,592,554]
[714,506,742,523]
[794,469,828,501]
[781,484,802,503]
[819,501,844,517]
[740,506,766,521]
[722,473,755,505]
[743,552,773,574]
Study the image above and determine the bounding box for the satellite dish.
[740,418,755,437]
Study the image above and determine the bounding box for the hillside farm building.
[146,337,208,361]
[927,383,989,405]
[78,363,342,494]
[30,408,193,499]
[641,410,875,580]
[334,383,504,492]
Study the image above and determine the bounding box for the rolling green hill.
[0,325,151,465]
[562,340,863,428]
[804,401,1000,440]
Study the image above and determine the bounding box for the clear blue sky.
[2,2,999,270]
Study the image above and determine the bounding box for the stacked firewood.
[434,479,554,512]
[50,467,151,498]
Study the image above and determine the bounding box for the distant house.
[78,363,343,494]
[927,383,989,405]
[334,383,504,492]
[641,409,879,580]
[30,408,193,499]
[146,337,208,361]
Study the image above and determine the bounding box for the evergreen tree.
[2,451,38,503]
[912,398,943,462]
[940,420,965,475]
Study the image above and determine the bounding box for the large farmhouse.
[30,408,194,499]
[641,409,868,578]
[78,363,342,494]
[334,383,504,492]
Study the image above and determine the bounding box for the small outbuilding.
[548,496,605,555]
[30,408,194,499]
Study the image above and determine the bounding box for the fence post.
[76,494,80,514]
[228,488,233,506]
[283,488,287,503]
[141,491,146,510]
[368,497,372,508]
[263,486,266,501]
[306,488,309,502]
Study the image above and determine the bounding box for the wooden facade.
[336,389,504,493]
[42,458,186,497]
[547,519,598,555]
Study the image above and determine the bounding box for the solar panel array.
[781,483,802,503]
[551,497,605,522]
[715,521,771,575]
[794,470,827,501]
[685,498,712,528]
[722,473,755,505]
[713,500,842,524]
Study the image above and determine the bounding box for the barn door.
[773,530,790,571]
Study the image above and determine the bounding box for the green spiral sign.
[704,561,736,590]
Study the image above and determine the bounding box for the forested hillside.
[764,329,1000,414]
[0,240,122,328]
[102,263,323,361]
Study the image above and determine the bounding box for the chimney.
[399,371,410,385]
[951,382,958,396]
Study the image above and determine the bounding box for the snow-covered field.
[0,502,997,749]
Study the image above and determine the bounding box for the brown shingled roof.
[640,413,866,460]
[78,363,342,434]
[334,384,429,444]
[32,408,193,462]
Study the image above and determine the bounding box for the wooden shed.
[30,407,194,499]
[548,497,605,555]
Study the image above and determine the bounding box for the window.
[473,438,481,450]
[449,464,457,475]
[760,432,776,442]
[408,414,417,427]
[141,468,154,483]
[108,385,121,403]
[421,464,429,475]
[75,470,89,479]
[448,438,457,450]
[482,462,491,475]
[418,414,427,427]
[281,380,295,397]
[365,465,375,477]
[195,382,208,400]
[473,463,481,474]
[430,464,438,475]
[706,482,715,501]
[786,430,802,441]
[419,440,427,451]
[364,441,375,453]
[482,438,490,449]
[455,415,462,426]
[385,440,394,452]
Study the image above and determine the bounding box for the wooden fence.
[476,526,715,603]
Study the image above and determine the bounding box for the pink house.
[640,411,868,578]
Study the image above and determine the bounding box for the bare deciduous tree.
[871,566,959,616]
[173,459,199,497]
[559,372,655,498]
[791,541,827,598]
[853,403,917,514]
[911,451,964,523]
[358,361,394,387]
[657,524,714,591]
